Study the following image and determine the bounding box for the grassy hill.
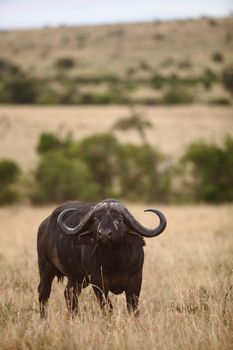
[0,17,233,104]
[0,17,232,77]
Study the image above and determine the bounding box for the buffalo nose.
[99,228,112,239]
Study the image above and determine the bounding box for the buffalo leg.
[38,259,56,318]
[125,275,142,317]
[92,285,113,315]
[64,279,80,317]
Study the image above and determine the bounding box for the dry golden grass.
[0,105,233,170]
[0,204,232,349]
[0,17,232,77]
[1,15,232,349]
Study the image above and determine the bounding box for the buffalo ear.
[126,231,145,246]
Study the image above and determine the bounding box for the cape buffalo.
[37,198,166,317]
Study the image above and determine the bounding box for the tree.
[0,159,21,204]
[222,66,233,94]
[70,134,120,197]
[31,152,100,203]
[112,106,153,145]
[180,136,233,202]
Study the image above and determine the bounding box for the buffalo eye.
[94,216,100,223]
[113,217,123,225]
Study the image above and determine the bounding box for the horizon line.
[0,13,231,32]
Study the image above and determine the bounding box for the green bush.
[209,97,231,106]
[0,58,23,79]
[151,75,165,89]
[70,134,120,197]
[73,74,119,85]
[36,132,72,155]
[33,131,172,203]
[177,59,192,69]
[1,77,38,103]
[34,132,121,200]
[138,60,150,71]
[79,93,112,104]
[0,159,21,185]
[0,159,21,204]
[78,91,128,105]
[118,144,170,202]
[212,52,224,63]
[55,57,75,69]
[163,85,194,104]
[201,68,217,89]
[36,86,61,104]
[222,66,233,94]
[0,188,20,204]
[180,136,233,203]
[59,89,77,104]
[31,152,100,204]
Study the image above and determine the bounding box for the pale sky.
[0,0,232,29]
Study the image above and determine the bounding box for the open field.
[0,204,232,349]
[0,105,232,170]
[1,13,233,349]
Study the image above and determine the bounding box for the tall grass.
[0,204,232,349]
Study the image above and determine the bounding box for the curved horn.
[123,207,167,238]
[57,207,95,235]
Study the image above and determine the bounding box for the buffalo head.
[57,199,166,244]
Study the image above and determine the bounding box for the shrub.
[222,66,233,94]
[180,136,233,203]
[36,132,72,155]
[118,144,170,202]
[55,57,75,69]
[177,59,192,69]
[162,85,194,104]
[120,80,137,92]
[70,134,120,197]
[0,58,23,79]
[201,68,217,90]
[208,18,218,26]
[126,67,136,77]
[33,131,171,203]
[0,159,21,185]
[74,74,119,85]
[139,61,150,71]
[151,75,165,89]
[0,187,20,204]
[153,33,164,40]
[79,93,114,104]
[0,159,21,204]
[79,91,128,105]
[209,97,231,106]
[2,77,38,103]
[160,58,175,68]
[31,152,100,204]
[36,86,61,104]
[212,52,224,63]
[109,28,124,37]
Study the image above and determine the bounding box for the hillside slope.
[0,17,232,77]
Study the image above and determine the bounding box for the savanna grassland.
[0,15,233,350]
[0,103,233,350]
[0,17,232,77]
[0,204,233,350]
[1,17,233,105]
